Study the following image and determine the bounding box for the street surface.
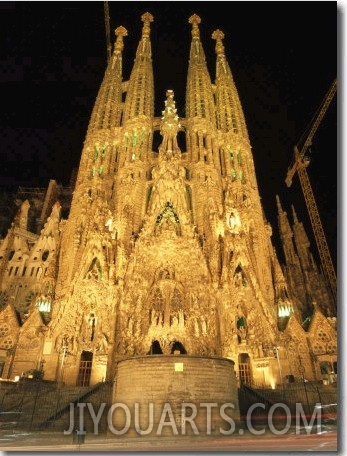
[0,424,338,453]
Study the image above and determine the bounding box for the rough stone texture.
[112,355,240,436]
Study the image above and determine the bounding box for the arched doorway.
[238,353,252,385]
[171,341,187,354]
[148,340,163,355]
[76,351,93,386]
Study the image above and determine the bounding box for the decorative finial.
[114,26,128,53]
[159,89,181,154]
[141,12,154,38]
[212,29,225,55]
[189,14,201,38]
[161,89,180,131]
[166,89,174,99]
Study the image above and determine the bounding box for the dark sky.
[0,1,338,268]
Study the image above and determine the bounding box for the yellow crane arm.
[284,79,337,305]
[285,79,337,188]
[104,1,112,63]
[297,165,337,302]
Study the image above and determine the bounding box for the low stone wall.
[111,355,240,437]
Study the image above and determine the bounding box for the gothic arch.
[233,264,247,287]
[85,257,102,280]
[155,202,181,235]
[171,341,187,354]
[148,340,163,355]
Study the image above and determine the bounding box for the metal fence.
[0,380,113,432]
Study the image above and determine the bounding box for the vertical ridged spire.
[112,12,155,240]
[87,25,128,135]
[291,204,313,271]
[212,27,260,210]
[122,12,154,124]
[276,195,297,265]
[186,14,216,127]
[73,25,127,190]
[212,29,249,139]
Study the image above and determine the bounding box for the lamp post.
[274,345,286,403]
[59,345,68,384]
[273,346,283,384]
[298,355,310,414]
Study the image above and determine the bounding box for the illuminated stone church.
[0,13,337,391]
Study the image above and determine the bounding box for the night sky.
[0,1,338,268]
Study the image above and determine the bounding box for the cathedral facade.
[0,13,337,390]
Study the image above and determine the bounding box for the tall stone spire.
[212,28,261,207]
[74,26,128,190]
[56,26,129,290]
[212,29,249,140]
[112,12,155,243]
[291,204,316,273]
[277,200,335,317]
[186,14,217,164]
[122,12,154,127]
[276,195,298,265]
[87,26,128,136]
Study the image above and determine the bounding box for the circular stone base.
[111,355,240,437]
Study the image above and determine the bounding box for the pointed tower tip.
[115,26,128,38]
[189,14,201,37]
[212,29,225,55]
[114,26,128,53]
[166,89,175,99]
[141,12,154,38]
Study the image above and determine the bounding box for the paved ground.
[0,424,338,453]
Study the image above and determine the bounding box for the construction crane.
[285,79,337,304]
[104,1,112,63]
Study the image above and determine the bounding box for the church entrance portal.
[238,353,252,385]
[149,340,163,354]
[76,351,93,386]
[171,341,187,354]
